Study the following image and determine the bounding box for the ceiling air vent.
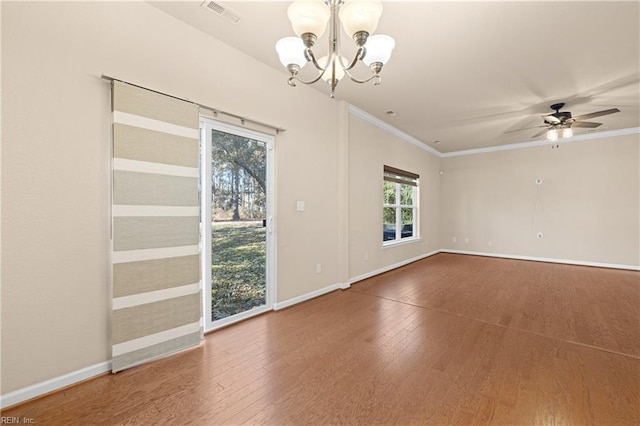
[200,1,241,24]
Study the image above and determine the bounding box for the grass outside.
[212,221,266,320]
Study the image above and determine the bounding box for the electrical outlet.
[316,263,322,273]
[488,241,492,247]
[364,253,369,261]
[464,238,469,244]
[452,237,457,243]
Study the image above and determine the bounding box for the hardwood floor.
[3,253,639,425]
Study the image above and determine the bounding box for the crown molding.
[441,127,640,157]
[346,103,639,159]
[347,105,442,157]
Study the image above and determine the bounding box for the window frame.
[383,166,419,246]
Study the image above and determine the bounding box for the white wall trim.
[347,105,442,157]
[273,282,345,311]
[440,249,640,271]
[346,102,638,159]
[348,249,441,284]
[441,127,640,158]
[0,361,111,409]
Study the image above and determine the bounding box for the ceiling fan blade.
[571,121,602,128]
[543,115,561,124]
[572,108,620,121]
[504,125,545,134]
[531,129,548,139]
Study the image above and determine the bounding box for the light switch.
[297,201,305,212]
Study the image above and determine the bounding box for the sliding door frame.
[200,118,276,332]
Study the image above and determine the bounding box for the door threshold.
[205,305,272,333]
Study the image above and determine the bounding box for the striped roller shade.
[111,81,202,373]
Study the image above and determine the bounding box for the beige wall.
[1,1,341,394]
[441,134,640,267]
[348,115,441,280]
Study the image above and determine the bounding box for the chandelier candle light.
[275,0,395,98]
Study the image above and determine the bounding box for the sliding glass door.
[200,119,275,330]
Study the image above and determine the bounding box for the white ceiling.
[150,1,640,153]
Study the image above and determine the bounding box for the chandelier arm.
[344,69,379,85]
[305,48,326,71]
[290,71,328,86]
[339,47,366,72]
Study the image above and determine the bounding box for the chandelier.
[275,0,395,98]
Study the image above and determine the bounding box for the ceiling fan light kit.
[275,0,395,98]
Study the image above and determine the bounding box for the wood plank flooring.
[3,253,639,425]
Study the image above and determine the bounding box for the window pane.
[400,183,413,205]
[211,132,267,321]
[383,207,396,241]
[401,208,413,238]
[383,181,396,204]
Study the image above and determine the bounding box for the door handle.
[268,216,274,234]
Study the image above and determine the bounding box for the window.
[383,165,419,244]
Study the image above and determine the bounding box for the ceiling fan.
[507,103,621,140]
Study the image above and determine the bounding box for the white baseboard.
[0,361,111,409]
[440,249,640,271]
[348,249,441,284]
[274,249,441,310]
[273,282,345,311]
